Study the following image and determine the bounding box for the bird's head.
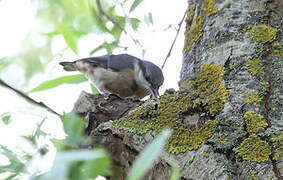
[134,60,164,98]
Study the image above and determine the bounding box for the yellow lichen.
[243,111,267,134]
[218,137,229,144]
[243,91,262,104]
[273,43,283,57]
[274,49,283,56]
[203,0,218,17]
[187,4,196,22]
[249,24,278,43]
[247,170,260,180]
[244,58,264,76]
[150,91,193,132]
[114,64,228,154]
[114,91,193,135]
[167,120,218,154]
[184,16,204,51]
[271,132,283,160]
[193,64,229,114]
[202,151,211,157]
[236,135,271,162]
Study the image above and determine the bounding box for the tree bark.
[73,0,283,179]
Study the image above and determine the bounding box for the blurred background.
[0,0,186,179]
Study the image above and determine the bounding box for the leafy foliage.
[0,145,26,179]
[127,129,171,180]
[39,149,111,180]
[1,0,147,84]
[130,0,144,12]
[29,74,87,93]
[0,112,11,125]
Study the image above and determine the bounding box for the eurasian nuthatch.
[59,54,164,99]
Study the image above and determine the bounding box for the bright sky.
[0,0,187,178]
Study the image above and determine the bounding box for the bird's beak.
[150,87,160,98]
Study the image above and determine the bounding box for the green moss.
[193,64,229,114]
[243,91,262,104]
[249,24,278,43]
[167,120,218,154]
[244,58,264,76]
[203,0,218,17]
[243,111,267,134]
[114,64,227,154]
[237,135,271,162]
[271,132,283,160]
[184,16,204,52]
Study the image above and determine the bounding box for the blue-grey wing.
[80,55,109,69]
[107,54,140,71]
[80,54,140,71]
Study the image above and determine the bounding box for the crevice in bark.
[261,0,283,178]
[223,46,234,77]
[262,48,273,127]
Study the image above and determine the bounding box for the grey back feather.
[81,54,139,71]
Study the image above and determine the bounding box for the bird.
[59,54,164,99]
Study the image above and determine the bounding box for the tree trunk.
[73,0,283,179]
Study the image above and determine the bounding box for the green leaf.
[129,0,143,12]
[166,157,180,180]
[144,12,154,26]
[22,118,47,146]
[90,85,99,94]
[130,18,141,31]
[82,152,112,178]
[89,4,111,33]
[0,145,25,174]
[40,31,60,37]
[1,112,11,125]
[0,57,10,72]
[90,41,119,55]
[40,149,111,180]
[29,74,87,93]
[104,41,119,54]
[127,129,171,180]
[89,43,106,55]
[59,24,78,54]
[111,16,126,40]
[60,112,90,148]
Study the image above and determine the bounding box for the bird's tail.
[59,61,77,71]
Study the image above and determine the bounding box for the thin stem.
[0,79,61,117]
[161,9,187,70]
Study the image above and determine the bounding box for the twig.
[0,79,61,117]
[161,9,187,70]
[95,0,144,49]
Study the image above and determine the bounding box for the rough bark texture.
[72,0,283,179]
[180,0,283,179]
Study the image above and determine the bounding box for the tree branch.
[161,9,187,70]
[0,79,61,117]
